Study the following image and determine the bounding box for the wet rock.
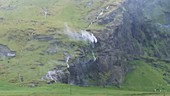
[68,57,97,86]
[0,44,16,58]
[41,67,69,83]
[33,35,54,42]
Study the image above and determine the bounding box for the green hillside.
[0,0,170,96]
[0,0,83,84]
[123,60,169,91]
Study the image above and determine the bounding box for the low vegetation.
[0,81,169,96]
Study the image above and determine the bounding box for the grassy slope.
[123,61,167,91]
[0,0,87,84]
[121,60,170,95]
[0,0,87,28]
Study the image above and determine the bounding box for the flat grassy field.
[0,81,169,96]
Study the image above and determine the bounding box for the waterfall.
[64,24,98,44]
[92,51,96,61]
[65,56,70,68]
[80,30,97,44]
[47,71,56,82]
[65,56,70,63]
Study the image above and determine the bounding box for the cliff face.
[67,0,170,87]
[123,0,170,57]
[95,0,170,86]
[98,0,170,61]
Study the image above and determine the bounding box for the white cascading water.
[65,56,70,68]
[64,24,98,44]
[92,50,96,61]
[64,24,97,62]
[80,30,97,44]
[46,71,56,82]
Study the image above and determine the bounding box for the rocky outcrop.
[41,66,69,84]
[33,35,54,42]
[67,0,170,87]
[0,44,16,59]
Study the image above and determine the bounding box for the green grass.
[0,0,89,29]
[122,60,170,91]
[0,81,169,96]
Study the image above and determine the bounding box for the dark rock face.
[33,35,54,42]
[66,0,170,87]
[122,0,170,58]
[68,57,98,86]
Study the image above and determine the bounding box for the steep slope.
[123,60,169,91]
[67,0,170,88]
